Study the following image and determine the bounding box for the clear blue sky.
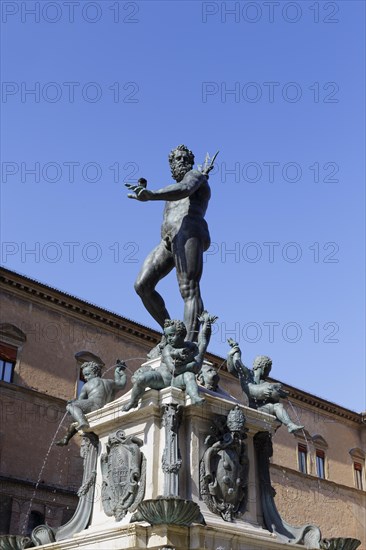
[1,0,365,412]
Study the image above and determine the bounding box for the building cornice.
[0,267,363,425]
[0,266,226,363]
[270,463,366,497]
[0,474,77,496]
[0,267,160,349]
[270,377,364,425]
[0,379,66,406]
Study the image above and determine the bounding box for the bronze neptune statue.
[126,145,217,341]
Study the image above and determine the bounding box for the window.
[349,448,365,490]
[74,351,104,397]
[316,449,325,479]
[354,463,363,490]
[0,323,26,384]
[27,511,44,534]
[0,343,17,383]
[62,507,76,524]
[0,495,12,535]
[77,370,85,397]
[298,444,308,474]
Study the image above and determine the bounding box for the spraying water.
[101,357,147,377]
[288,400,314,469]
[217,358,227,372]
[22,411,68,534]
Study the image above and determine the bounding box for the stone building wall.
[0,267,365,547]
[272,402,365,487]
[0,284,155,401]
[0,268,160,535]
[270,464,366,544]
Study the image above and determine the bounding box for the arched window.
[74,351,104,397]
[0,495,12,534]
[27,510,44,534]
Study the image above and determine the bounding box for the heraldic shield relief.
[101,430,146,521]
[199,406,249,522]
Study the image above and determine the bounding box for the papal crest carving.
[101,430,146,521]
[199,406,249,522]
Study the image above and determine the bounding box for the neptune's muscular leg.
[134,241,175,329]
[127,145,214,341]
[174,235,205,342]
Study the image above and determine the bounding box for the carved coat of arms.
[199,406,249,521]
[101,430,146,521]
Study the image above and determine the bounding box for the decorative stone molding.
[349,448,365,460]
[0,535,32,550]
[101,430,146,521]
[312,434,328,449]
[131,497,205,526]
[293,428,312,442]
[161,403,183,497]
[0,323,27,346]
[31,432,99,546]
[253,431,322,548]
[199,405,249,521]
[74,351,105,367]
[321,538,361,550]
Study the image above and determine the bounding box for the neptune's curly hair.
[168,144,194,168]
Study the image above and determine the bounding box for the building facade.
[0,267,365,546]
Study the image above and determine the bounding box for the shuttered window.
[298,444,308,474]
[354,462,363,490]
[316,449,325,479]
[0,343,17,383]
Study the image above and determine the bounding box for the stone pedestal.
[1,375,360,550]
[88,383,278,529]
[29,379,325,550]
